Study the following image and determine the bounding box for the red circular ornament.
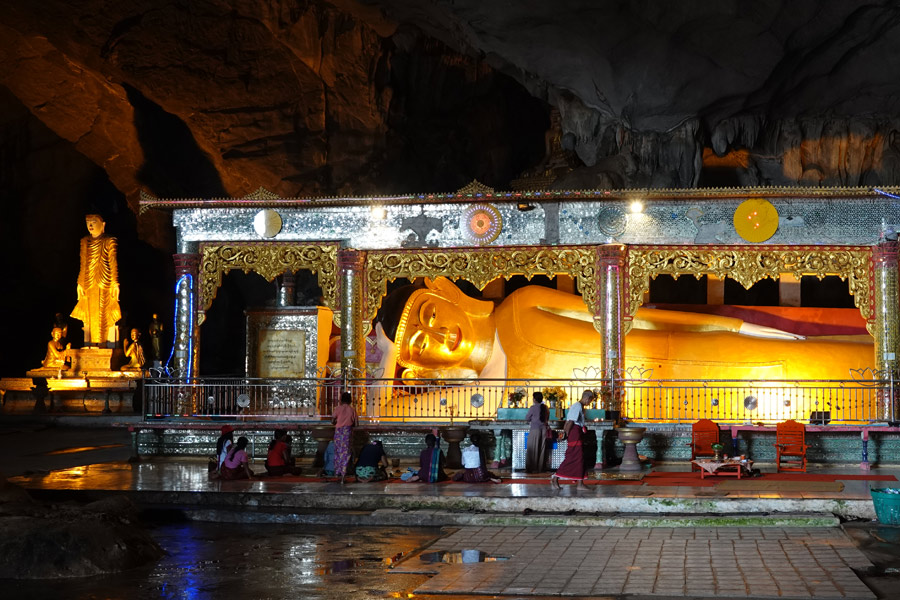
[460,203,502,244]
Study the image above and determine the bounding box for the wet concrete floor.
[4,521,440,600]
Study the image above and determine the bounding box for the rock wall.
[4,1,900,376]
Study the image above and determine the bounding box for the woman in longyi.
[374,277,874,418]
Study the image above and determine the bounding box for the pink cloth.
[333,403,357,428]
[223,449,247,469]
[334,425,352,477]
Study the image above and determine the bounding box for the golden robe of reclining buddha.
[383,277,873,383]
[70,214,121,346]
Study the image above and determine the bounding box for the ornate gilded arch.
[197,242,339,323]
[364,245,617,323]
[626,245,874,324]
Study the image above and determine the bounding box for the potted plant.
[507,389,525,409]
[542,386,567,419]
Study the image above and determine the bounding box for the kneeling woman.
[220,436,254,480]
[355,440,389,482]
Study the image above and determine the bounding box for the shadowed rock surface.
[4,1,900,376]
[0,481,163,579]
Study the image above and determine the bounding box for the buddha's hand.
[76,284,84,298]
[738,322,806,340]
[112,283,120,301]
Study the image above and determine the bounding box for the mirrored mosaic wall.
[168,192,900,249]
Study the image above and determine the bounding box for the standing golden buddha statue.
[70,214,121,346]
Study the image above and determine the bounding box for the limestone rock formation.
[4,1,900,376]
[4,1,900,197]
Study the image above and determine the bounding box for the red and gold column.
[873,241,899,421]
[593,245,626,414]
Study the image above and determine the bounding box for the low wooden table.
[692,458,753,479]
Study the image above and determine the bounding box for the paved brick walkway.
[401,526,875,598]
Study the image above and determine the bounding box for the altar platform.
[9,456,898,525]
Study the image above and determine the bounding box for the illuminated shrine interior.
[3,1,900,411]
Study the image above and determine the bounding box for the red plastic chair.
[688,419,720,471]
[774,419,808,472]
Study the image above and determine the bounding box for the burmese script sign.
[257,329,306,379]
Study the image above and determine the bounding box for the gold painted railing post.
[338,249,367,407]
[594,245,625,416]
[873,241,899,421]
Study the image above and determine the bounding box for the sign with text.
[257,329,306,378]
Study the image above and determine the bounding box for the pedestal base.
[441,426,468,469]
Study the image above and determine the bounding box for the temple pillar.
[338,249,366,404]
[172,250,200,383]
[873,241,900,421]
[593,245,626,415]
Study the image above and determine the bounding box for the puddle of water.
[418,550,508,564]
[45,444,126,455]
[5,521,440,600]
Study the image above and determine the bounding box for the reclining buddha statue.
[375,276,874,384]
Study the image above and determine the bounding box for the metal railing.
[142,375,896,424]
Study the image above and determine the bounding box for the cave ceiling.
[3,0,900,207]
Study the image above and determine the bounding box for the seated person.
[452,433,501,483]
[407,433,448,483]
[265,429,300,476]
[317,440,336,478]
[355,440,389,482]
[210,425,234,478]
[220,436,253,480]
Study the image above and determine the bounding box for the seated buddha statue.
[376,277,874,384]
[41,327,71,369]
[122,328,146,371]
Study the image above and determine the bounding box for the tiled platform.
[395,525,877,598]
[10,457,898,523]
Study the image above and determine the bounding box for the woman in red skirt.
[550,390,596,490]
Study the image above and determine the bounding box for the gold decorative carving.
[365,246,608,322]
[242,186,281,200]
[456,179,495,194]
[198,242,339,315]
[626,245,873,323]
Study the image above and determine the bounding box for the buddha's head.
[85,214,106,238]
[51,327,63,341]
[389,277,495,376]
[130,328,141,341]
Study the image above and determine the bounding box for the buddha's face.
[130,329,140,341]
[85,215,105,238]
[396,289,474,370]
[51,328,62,341]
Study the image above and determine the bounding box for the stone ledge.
[25,487,874,522]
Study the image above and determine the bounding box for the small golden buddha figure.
[70,214,121,346]
[41,327,71,369]
[123,328,146,370]
[381,277,874,383]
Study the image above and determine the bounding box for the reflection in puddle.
[45,444,126,455]
[418,550,508,564]
[318,559,362,574]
